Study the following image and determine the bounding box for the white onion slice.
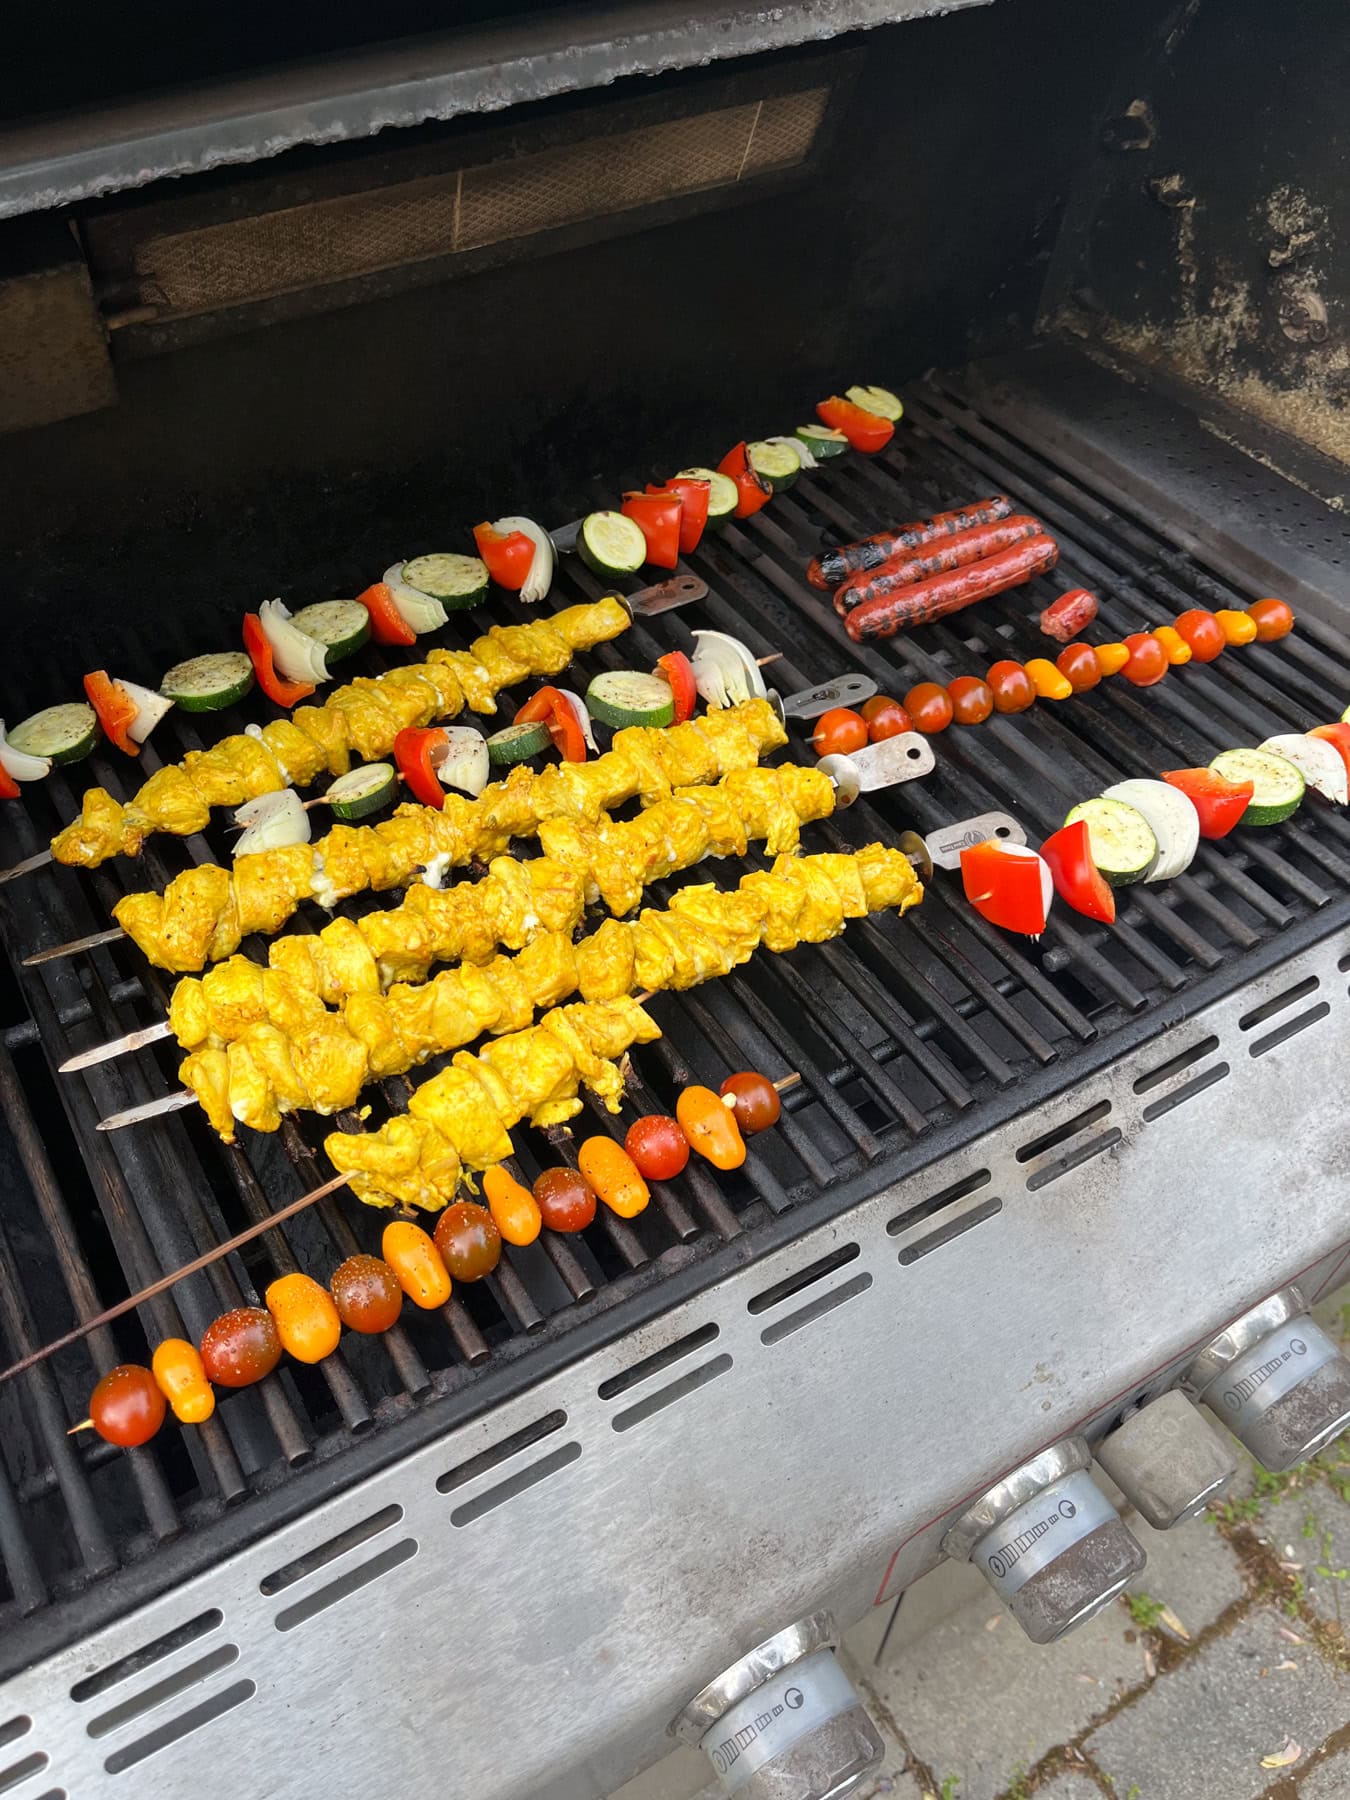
[382,564,448,634]
[259,599,330,685]
[1103,779,1200,881]
[556,688,598,754]
[436,726,490,798]
[234,788,311,856]
[494,516,554,604]
[1260,733,1349,806]
[0,721,50,782]
[767,432,817,469]
[691,630,766,709]
[118,678,175,744]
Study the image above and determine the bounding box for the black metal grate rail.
[0,371,1347,1671]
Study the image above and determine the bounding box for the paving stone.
[1085,1606,1350,1800]
[1123,1508,1247,1638]
[1035,1778,1102,1800]
[857,1588,1144,1800]
[1258,1472,1350,1630]
[1303,1746,1350,1799]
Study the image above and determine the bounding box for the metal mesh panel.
[126,88,829,317]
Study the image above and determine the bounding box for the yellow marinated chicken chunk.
[327,1113,462,1211]
[259,718,329,786]
[182,735,288,810]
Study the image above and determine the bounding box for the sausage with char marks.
[845,534,1060,641]
[808,497,1014,590]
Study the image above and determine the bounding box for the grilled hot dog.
[845,533,1059,642]
[833,516,1043,615]
[808,496,1014,590]
[1039,588,1099,643]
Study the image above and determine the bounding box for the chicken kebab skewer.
[26,596,631,874]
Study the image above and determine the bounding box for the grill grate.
[0,371,1347,1668]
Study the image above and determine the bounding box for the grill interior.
[0,364,1347,1673]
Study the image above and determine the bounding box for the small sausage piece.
[833,516,1042,615]
[845,534,1060,642]
[1039,588,1099,643]
[807,497,1013,589]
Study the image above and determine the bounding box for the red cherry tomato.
[88,1364,166,1447]
[719,1071,781,1135]
[433,1202,502,1281]
[904,683,954,734]
[811,708,868,755]
[624,1115,690,1182]
[1122,633,1168,687]
[200,1308,282,1389]
[1173,610,1225,663]
[1246,598,1295,642]
[946,675,994,726]
[860,696,911,741]
[1055,643,1102,692]
[330,1255,404,1334]
[986,661,1036,714]
[532,1166,598,1233]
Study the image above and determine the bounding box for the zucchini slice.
[1064,797,1158,886]
[1102,779,1200,882]
[1210,747,1305,826]
[845,384,904,421]
[8,702,98,765]
[748,439,802,490]
[161,652,255,712]
[326,762,398,821]
[401,553,490,609]
[487,720,551,765]
[676,468,739,524]
[585,672,675,730]
[793,425,849,460]
[291,600,371,662]
[577,512,648,579]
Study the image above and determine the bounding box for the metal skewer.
[61,1020,173,1072]
[0,847,54,884]
[24,924,124,965]
[97,1089,196,1131]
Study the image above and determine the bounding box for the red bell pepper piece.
[960,840,1054,936]
[242,613,315,707]
[473,522,535,591]
[716,442,773,519]
[394,726,448,809]
[1160,767,1253,838]
[1039,820,1116,924]
[815,396,894,454]
[656,651,697,724]
[0,761,19,801]
[621,492,682,570]
[646,478,711,555]
[1308,723,1350,789]
[355,582,416,647]
[83,670,141,756]
[515,686,586,762]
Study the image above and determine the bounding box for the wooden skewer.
[98,1089,196,1130]
[0,1171,352,1388]
[62,1020,173,1073]
[773,1072,803,1093]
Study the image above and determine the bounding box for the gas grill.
[0,1,1348,1796]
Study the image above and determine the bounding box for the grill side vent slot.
[898,1198,1002,1266]
[1141,1061,1230,1121]
[1132,1034,1220,1094]
[259,1504,403,1596]
[760,1273,872,1344]
[437,1410,567,1495]
[1025,1131,1122,1192]
[598,1324,720,1400]
[611,1356,733,1433]
[747,1244,860,1314]
[0,1753,46,1794]
[86,1646,240,1739]
[0,1724,28,1755]
[102,1682,255,1775]
[273,1541,419,1633]
[887,1169,989,1237]
[70,1610,223,1702]
[1239,975,1320,1030]
[1248,1003,1330,1058]
[1015,1100,1112,1163]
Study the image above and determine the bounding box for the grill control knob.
[1095,1391,1238,1529]
[671,1610,883,1800]
[1182,1285,1350,1472]
[941,1437,1146,1644]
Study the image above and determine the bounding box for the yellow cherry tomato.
[151,1338,215,1425]
[578,1137,651,1218]
[482,1165,542,1246]
[676,1086,746,1171]
[1094,643,1131,677]
[1024,658,1073,700]
[1151,625,1192,666]
[381,1221,452,1309]
[265,1273,341,1364]
[1215,608,1258,646]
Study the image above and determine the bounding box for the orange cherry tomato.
[88,1364,166,1447]
[1173,610,1225,662]
[676,1085,746,1170]
[200,1308,282,1388]
[1247,598,1295,642]
[1215,608,1258,646]
[987,660,1036,714]
[330,1255,404,1334]
[1150,625,1192,666]
[904,682,954,734]
[266,1273,341,1365]
[151,1339,215,1425]
[719,1071,781,1134]
[624,1115,690,1181]
[1024,658,1073,701]
[578,1137,651,1219]
[811,708,868,755]
[532,1166,597,1233]
[434,1202,502,1281]
[1122,633,1168,687]
[860,696,912,741]
[947,676,994,726]
[381,1222,451,1309]
[482,1165,543,1246]
[1055,643,1102,692]
[1093,642,1131,677]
